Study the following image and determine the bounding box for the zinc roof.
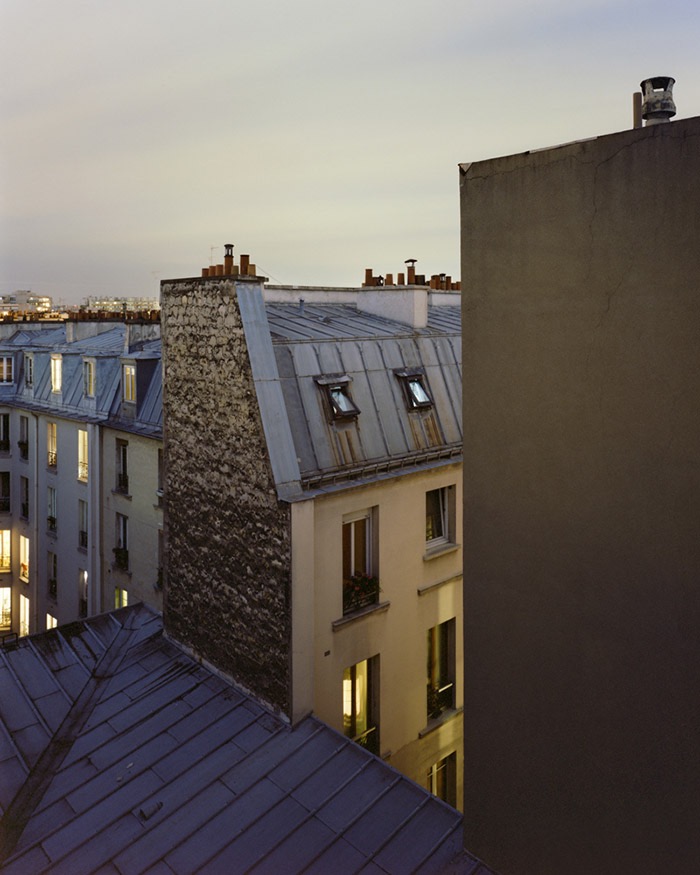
[0,605,493,875]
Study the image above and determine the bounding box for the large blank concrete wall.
[460,117,700,875]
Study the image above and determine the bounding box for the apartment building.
[0,318,162,640]
[161,260,465,808]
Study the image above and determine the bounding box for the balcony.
[48,578,57,598]
[17,440,28,460]
[78,530,88,549]
[116,473,129,494]
[343,572,380,615]
[113,547,129,571]
[47,515,57,532]
[47,450,57,468]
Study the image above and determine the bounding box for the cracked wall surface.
[460,116,700,875]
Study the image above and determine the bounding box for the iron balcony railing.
[47,450,57,468]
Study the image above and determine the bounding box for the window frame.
[0,586,11,628]
[116,439,129,493]
[50,355,62,394]
[427,752,457,808]
[0,356,13,385]
[19,535,29,582]
[427,618,456,720]
[316,374,360,421]
[122,363,137,403]
[83,358,96,398]
[0,530,11,571]
[395,368,433,410]
[47,422,57,468]
[425,485,456,550]
[342,654,380,755]
[342,509,379,615]
[78,429,88,481]
[24,354,33,388]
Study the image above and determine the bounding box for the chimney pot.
[640,76,676,125]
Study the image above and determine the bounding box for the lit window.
[0,530,10,570]
[0,413,10,453]
[83,359,95,397]
[78,569,88,618]
[425,486,455,548]
[115,587,129,609]
[0,356,13,384]
[78,500,88,548]
[342,510,378,614]
[427,619,456,720]
[78,429,88,481]
[316,375,360,420]
[46,613,58,630]
[19,535,29,581]
[51,355,62,393]
[25,354,33,387]
[395,369,433,409]
[0,587,10,628]
[47,422,57,467]
[427,752,457,808]
[343,656,379,755]
[122,364,136,403]
[19,593,29,636]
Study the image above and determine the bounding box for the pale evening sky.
[2,0,699,304]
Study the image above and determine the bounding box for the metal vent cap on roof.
[640,76,676,124]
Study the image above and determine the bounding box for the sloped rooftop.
[0,605,494,875]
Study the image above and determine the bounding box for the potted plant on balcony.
[343,571,380,613]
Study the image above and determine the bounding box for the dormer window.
[395,369,433,410]
[83,359,95,397]
[25,354,33,387]
[122,364,136,403]
[0,356,13,384]
[51,355,62,394]
[316,375,360,420]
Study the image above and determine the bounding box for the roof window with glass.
[395,369,433,410]
[316,375,360,420]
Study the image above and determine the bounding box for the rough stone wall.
[160,278,291,715]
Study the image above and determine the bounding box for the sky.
[2,0,700,304]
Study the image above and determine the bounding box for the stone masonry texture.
[161,278,291,715]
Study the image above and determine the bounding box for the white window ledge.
[423,542,460,562]
[332,599,390,631]
[418,706,463,739]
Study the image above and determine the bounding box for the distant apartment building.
[0,290,53,314]
[83,295,160,312]
[0,319,163,641]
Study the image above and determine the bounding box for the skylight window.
[316,375,360,420]
[395,369,433,410]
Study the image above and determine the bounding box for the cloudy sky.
[2,1,699,304]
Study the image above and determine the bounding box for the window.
[25,354,33,387]
[342,510,378,614]
[0,356,13,384]
[0,587,10,628]
[78,569,88,618]
[427,753,457,808]
[51,355,62,393]
[18,415,28,459]
[425,486,455,549]
[0,530,10,571]
[46,613,58,630]
[122,363,136,403]
[48,551,57,599]
[114,513,129,570]
[343,655,379,755]
[47,422,57,468]
[427,619,456,719]
[19,593,29,636]
[0,472,10,513]
[20,476,28,519]
[0,413,9,453]
[78,429,88,481]
[19,535,29,581]
[83,359,95,397]
[395,369,433,410]
[115,587,129,609]
[316,375,360,420]
[47,486,57,532]
[116,439,129,493]
[78,499,88,548]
